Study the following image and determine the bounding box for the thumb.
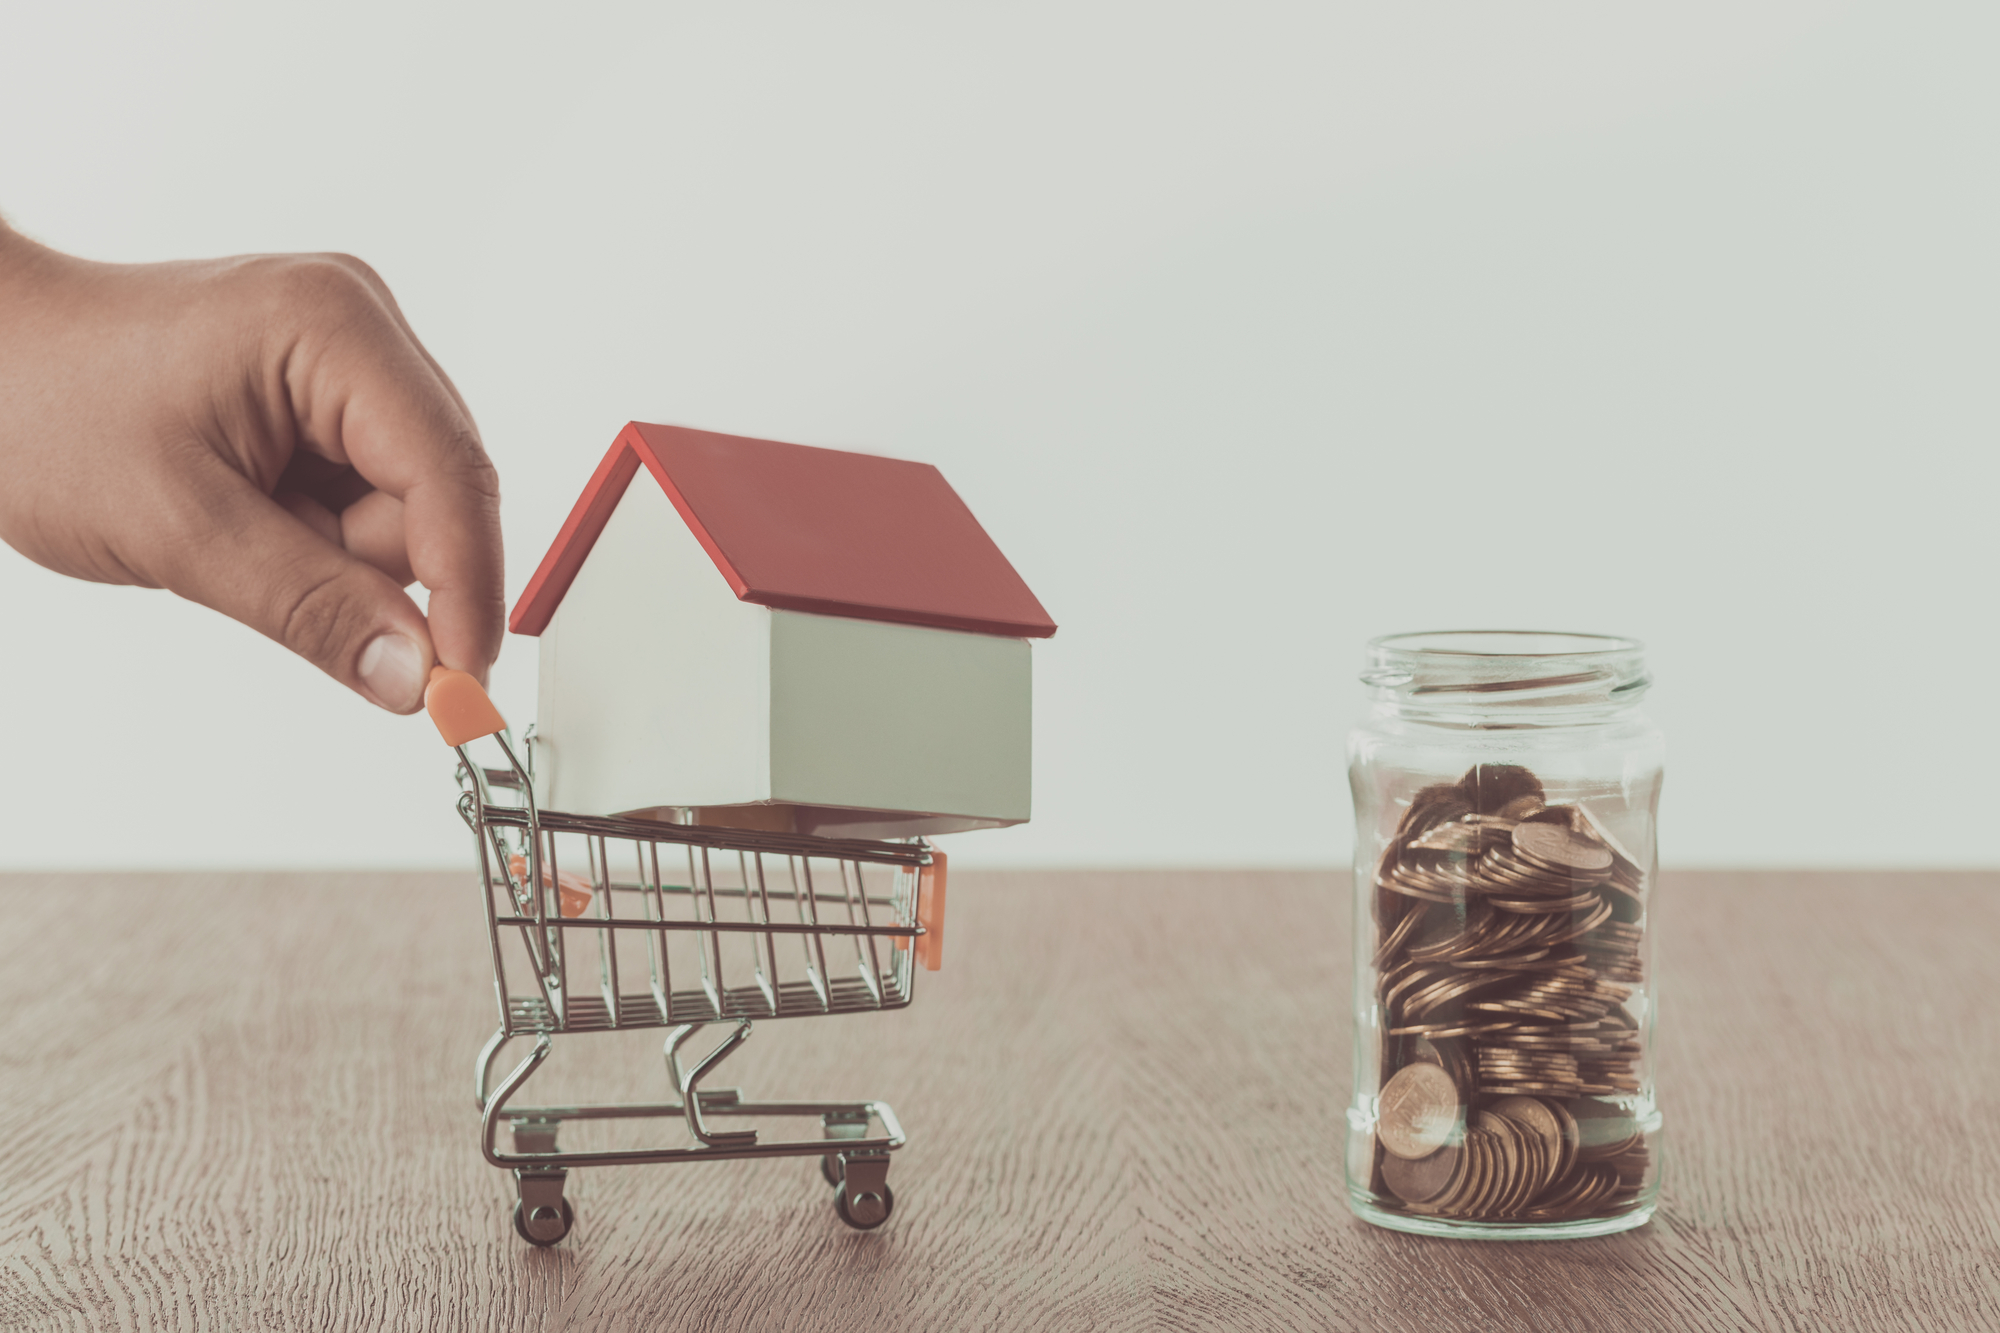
[159,461,437,712]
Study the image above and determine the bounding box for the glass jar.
[1344,631,1664,1239]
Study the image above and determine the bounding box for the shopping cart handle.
[913,853,947,972]
[425,666,507,746]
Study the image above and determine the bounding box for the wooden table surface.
[1,869,1995,1332]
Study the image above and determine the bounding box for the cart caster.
[513,1198,574,1247]
[830,1148,893,1230]
[821,1108,870,1188]
[835,1182,894,1230]
[513,1168,573,1247]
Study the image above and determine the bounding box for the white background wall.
[1,2,1994,869]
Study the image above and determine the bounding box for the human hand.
[0,222,502,713]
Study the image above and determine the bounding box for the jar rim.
[1363,630,1650,713]
[1369,630,1642,660]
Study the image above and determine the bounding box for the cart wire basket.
[425,669,945,1246]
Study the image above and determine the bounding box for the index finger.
[283,285,504,681]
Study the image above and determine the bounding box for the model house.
[508,421,1057,839]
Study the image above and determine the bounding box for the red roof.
[509,422,1057,639]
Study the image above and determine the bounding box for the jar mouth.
[1372,630,1638,658]
[1364,630,1649,709]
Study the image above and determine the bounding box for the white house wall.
[536,477,771,814]
[769,610,1031,823]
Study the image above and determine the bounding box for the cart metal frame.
[449,726,935,1245]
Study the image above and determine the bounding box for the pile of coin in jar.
[1368,763,1650,1223]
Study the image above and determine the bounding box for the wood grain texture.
[1,870,1996,1332]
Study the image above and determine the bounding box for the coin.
[1605,1143,1651,1185]
[1368,762,1650,1225]
[1574,802,1642,869]
[1409,821,1486,854]
[1471,1112,1517,1214]
[1381,1139,1462,1204]
[1401,784,1475,839]
[1546,1097,1581,1184]
[1408,1036,1445,1067]
[1488,1096,1564,1196]
[1461,764,1544,814]
[1390,1019,1515,1039]
[1376,1062,1463,1159]
[1380,957,1448,1002]
[1478,1123,1521,1218]
[1435,1129,1492,1217]
[1374,900,1432,967]
[1479,1056,1579,1075]
[1484,891,1605,916]
[1569,1098,1642,1160]
[1405,971,1511,1017]
[1513,822,1615,873]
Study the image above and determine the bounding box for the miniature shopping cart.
[426,670,944,1247]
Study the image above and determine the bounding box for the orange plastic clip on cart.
[425,667,946,1247]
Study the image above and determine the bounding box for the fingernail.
[358,633,427,711]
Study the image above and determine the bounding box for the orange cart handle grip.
[913,852,947,972]
[425,667,507,746]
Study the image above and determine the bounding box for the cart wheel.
[834,1182,894,1231]
[513,1198,575,1247]
[821,1153,844,1188]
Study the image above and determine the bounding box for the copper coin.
[1437,1129,1489,1217]
[1409,821,1485,854]
[1475,1110,1532,1218]
[1376,1061,1463,1160]
[1570,1098,1643,1159]
[1373,762,1649,1220]
[1574,802,1642,869]
[1461,764,1543,814]
[1488,1097,1564,1192]
[1381,1139,1462,1205]
[1470,1112,1509,1216]
[1382,962,1452,1014]
[1479,1054,1579,1071]
[1514,822,1615,873]
[1410,1131,1475,1216]
[1407,1036,1444,1066]
[1400,785,1475,838]
[1374,901,1432,967]
[1391,1020,1515,1039]
[1545,1098,1580,1186]
[1479,1121,1523,1218]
